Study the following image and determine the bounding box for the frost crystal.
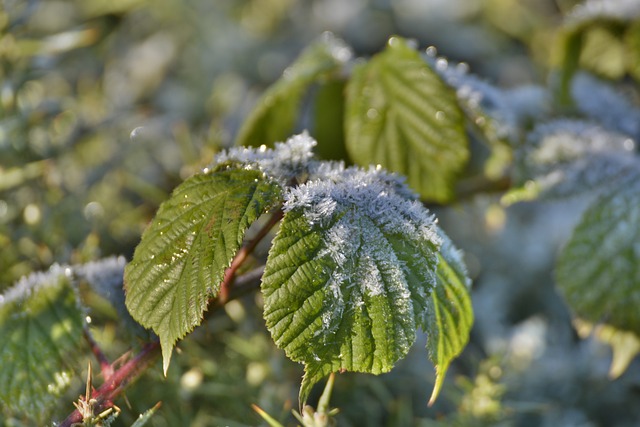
[571,73,640,141]
[285,168,439,242]
[426,53,549,141]
[566,0,640,25]
[212,132,316,182]
[521,119,638,197]
[285,167,441,338]
[0,264,71,307]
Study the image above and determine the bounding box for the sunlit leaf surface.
[425,230,473,404]
[125,168,281,373]
[261,167,471,403]
[345,36,467,202]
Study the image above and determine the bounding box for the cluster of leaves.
[123,133,473,406]
[3,0,640,425]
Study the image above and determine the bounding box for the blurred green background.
[3,0,640,426]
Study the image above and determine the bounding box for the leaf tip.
[428,362,450,407]
[161,340,173,377]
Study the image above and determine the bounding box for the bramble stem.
[59,342,160,427]
[217,208,283,303]
[59,209,283,425]
[83,327,114,379]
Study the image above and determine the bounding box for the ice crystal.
[285,169,440,244]
[571,73,640,140]
[308,162,420,201]
[566,0,640,25]
[212,132,316,182]
[284,167,441,338]
[0,264,72,307]
[521,119,638,197]
[426,53,549,141]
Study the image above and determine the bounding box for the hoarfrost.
[285,167,441,337]
[212,132,316,182]
[426,53,549,142]
[571,73,640,141]
[566,0,640,25]
[520,119,639,198]
[0,264,70,307]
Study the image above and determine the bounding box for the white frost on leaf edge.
[0,264,73,307]
[285,166,440,242]
[526,119,635,168]
[424,47,550,142]
[519,119,638,197]
[211,132,317,182]
[566,0,640,25]
[284,167,442,338]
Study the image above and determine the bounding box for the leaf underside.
[556,176,640,336]
[261,183,444,404]
[0,270,85,422]
[425,230,473,405]
[124,168,281,373]
[235,33,351,148]
[345,36,468,202]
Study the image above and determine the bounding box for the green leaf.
[513,120,637,200]
[425,230,473,405]
[235,33,352,148]
[0,267,85,421]
[345,36,467,202]
[313,80,349,161]
[261,171,442,404]
[124,168,281,374]
[556,175,640,335]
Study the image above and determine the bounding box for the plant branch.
[59,341,161,427]
[83,326,113,379]
[59,261,270,426]
[217,208,283,303]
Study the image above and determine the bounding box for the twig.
[59,209,281,425]
[217,208,283,303]
[83,326,114,379]
[59,342,161,427]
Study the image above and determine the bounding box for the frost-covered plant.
[3,7,640,424]
[124,133,473,405]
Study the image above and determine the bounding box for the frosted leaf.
[571,72,640,140]
[213,132,316,183]
[125,167,282,374]
[0,265,85,422]
[557,173,640,335]
[424,229,473,404]
[262,166,457,404]
[284,171,440,246]
[0,263,72,307]
[307,161,420,201]
[75,256,147,336]
[517,119,638,198]
[566,0,640,25]
[427,53,550,142]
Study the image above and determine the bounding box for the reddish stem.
[59,208,283,425]
[83,327,114,379]
[59,342,161,427]
[217,208,283,303]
